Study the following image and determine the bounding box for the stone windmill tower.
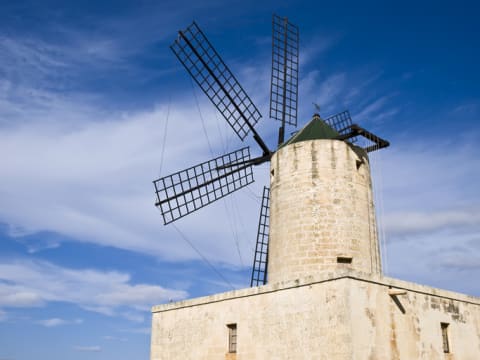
[267,117,383,284]
[150,16,480,360]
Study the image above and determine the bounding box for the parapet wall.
[150,271,480,360]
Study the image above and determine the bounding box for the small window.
[337,256,353,264]
[227,323,237,353]
[441,322,450,353]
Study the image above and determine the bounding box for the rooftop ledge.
[152,269,480,313]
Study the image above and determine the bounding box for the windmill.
[153,15,389,288]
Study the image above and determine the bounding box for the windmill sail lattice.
[325,110,357,143]
[171,22,262,143]
[251,186,270,287]
[154,147,254,225]
[270,14,299,128]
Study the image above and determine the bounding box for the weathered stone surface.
[268,140,381,283]
[150,271,480,360]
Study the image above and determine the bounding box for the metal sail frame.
[155,22,275,225]
[325,110,390,152]
[154,147,254,225]
[335,124,390,153]
[325,110,357,143]
[250,186,270,287]
[171,21,270,156]
[270,14,299,145]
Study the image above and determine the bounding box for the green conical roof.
[280,114,339,148]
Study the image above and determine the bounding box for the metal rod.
[155,162,253,207]
[335,124,390,151]
[179,30,271,156]
[215,154,272,170]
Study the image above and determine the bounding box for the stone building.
[150,115,480,359]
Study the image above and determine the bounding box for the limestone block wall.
[151,277,351,360]
[348,277,480,359]
[268,139,381,284]
[150,273,480,360]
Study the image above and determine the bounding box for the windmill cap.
[280,114,339,148]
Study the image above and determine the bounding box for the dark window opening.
[227,323,237,353]
[337,256,353,264]
[441,322,450,353]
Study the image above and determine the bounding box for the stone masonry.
[268,139,381,283]
[151,271,480,359]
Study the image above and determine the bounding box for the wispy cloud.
[120,327,151,335]
[385,209,480,237]
[0,97,262,266]
[0,33,266,269]
[36,317,83,327]
[73,345,102,352]
[298,71,347,119]
[300,33,342,67]
[0,259,187,319]
[354,94,395,123]
[439,254,480,271]
[452,101,479,115]
[103,335,128,342]
[0,28,265,268]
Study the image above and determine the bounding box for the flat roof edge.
[151,270,480,313]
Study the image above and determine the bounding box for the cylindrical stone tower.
[267,131,382,284]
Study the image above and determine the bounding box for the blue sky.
[1,0,479,359]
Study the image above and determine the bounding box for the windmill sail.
[325,110,390,152]
[251,186,270,287]
[270,15,299,129]
[154,147,254,225]
[325,110,357,143]
[171,22,262,143]
[335,124,390,153]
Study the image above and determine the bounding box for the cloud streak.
[36,318,83,327]
[73,345,102,352]
[384,209,480,236]
[0,259,187,319]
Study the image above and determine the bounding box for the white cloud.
[300,33,341,67]
[121,327,151,335]
[0,34,266,268]
[384,209,480,236]
[36,318,67,327]
[0,290,44,308]
[103,335,128,342]
[439,254,480,270]
[312,73,347,113]
[0,259,187,319]
[0,94,266,266]
[354,95,393,123]
[73,345,102,352]
[36,317,83,327]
